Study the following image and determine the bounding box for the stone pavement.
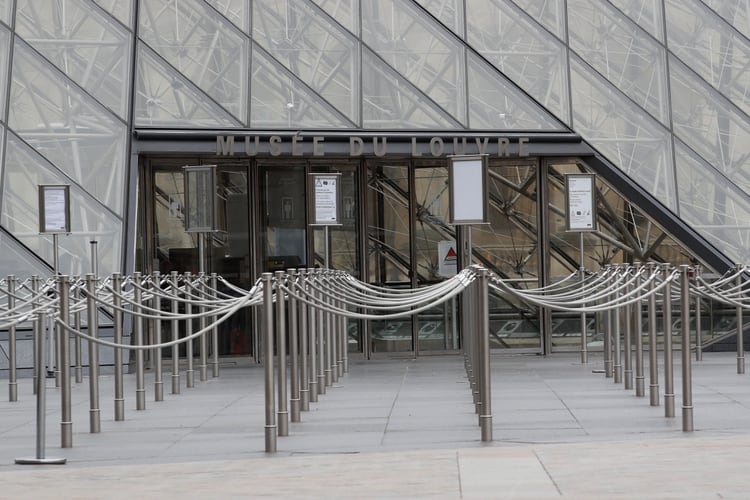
[1,351,750,498]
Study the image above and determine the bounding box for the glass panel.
[0,25,9,119]
[16,0,131,119]
[0,0,12,25]
[413,165,457,352]
[0,230,50,278]
[134,43,242,128]
[311,0,359,35]
[569,55,676,209]
[253,0,359,124]
[8,41,127,216]
[362,0,466,124]
[261,165,307,271]
[251,44,354,128]
[568,0,669,125]
[362,48,460,128]
[669,56,750,197]
[92,0,133,27]
[466,0,570,125]
[205,0,249,34]
[1,133,121,277]
[467,52,565,130]
[675,141,750,264]
[701,0,750,40]
[414,0,465,37]
[509,0,566,39]
[139,0,248,123]
[366,161,411,284]
[609,0,664,41]
[666,0,750,117]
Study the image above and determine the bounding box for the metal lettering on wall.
[216,135,531,157]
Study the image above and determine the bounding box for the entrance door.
[145,160,254,356]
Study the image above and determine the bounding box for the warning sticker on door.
[438,240,458,277]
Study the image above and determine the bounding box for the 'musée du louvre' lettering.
[216,135,530,157]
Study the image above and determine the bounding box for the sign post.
[565,173,597,364]
[309,173,342,269]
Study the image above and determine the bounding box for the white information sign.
[39,185,70,233]
[449,155,488,224]
[565,174,596,231]
[437,240,458,277]
[312,174,341,225]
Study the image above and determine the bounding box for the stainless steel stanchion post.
[152,271,164,402]
[73,277,82,384]
[112,273,125,421]
[604,267,613,378]
[15,304,66,465]
[680,265,694,431]
[262,273,277,453]
[170,271,180,395]
[736,264,745,374]
[325,278,334,387]
[274,271,289,437]
[58,275,73,448]
[133,272,146,410]
[32,276,40,396]
[86,274,101,433]
[694,265,703,362]
[211,273,220,378]
[315,271,326,395]
[623,271,633,390]
[662,264,674,418]
[342,296,349,374]
[199,272,208,381]
[307,270,319,403]
[288,270,301,423]
[299,270,310,411]
[648,264,660,406]
[185,272,195,389]
[477,268,492,442]
[8,275,17,401]
[634,262,645,397]
[613,267,622,384]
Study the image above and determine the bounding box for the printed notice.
[566,174,595,231]
[314,175,339,224]
[40,185,70,233]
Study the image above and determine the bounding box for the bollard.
[274,271,289,437]
[680,266,694,431]
[170,271,180,395]
[133,272,146,410]
[662,264,674,418]
[211,273,220,378]
[86,274,101,433]
[8,275,17,401]
[299,270,311,410]
[152,271,164,402]
[112,273,125,421]
[634,262,645,397]
[647,264,660,406]
[477,268,492,442]
[288,270,301,423]
[262,273,277,453]
[736,264,745,374]
[15,279,66,465]
[58,275,73,448]
[623,272,633,390]
[199,272,208,382]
